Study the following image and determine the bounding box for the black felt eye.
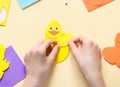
[50,27,52,30]
[56,27,58,30]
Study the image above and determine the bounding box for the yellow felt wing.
[57,33,72,46]
[55,46,70,63]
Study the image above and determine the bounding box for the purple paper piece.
[0,46,26,87]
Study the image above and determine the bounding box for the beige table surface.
[0,0,120,87]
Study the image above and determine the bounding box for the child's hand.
[23,39,59,87]
[68,36,106,87]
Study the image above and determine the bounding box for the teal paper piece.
[17,0,38,9]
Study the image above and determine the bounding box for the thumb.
[68,41,78,55]
[47,45,60,64]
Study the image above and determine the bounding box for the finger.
[33,39,44,48]
[72,37,83,46]
[68,41,78,55]
[72,37,81,43]
[73,36,91,46]
[47,45,60,64]
[41,40,57,51]
[29,39,44,51]
[46,45,53,56]
[37,39,44,46]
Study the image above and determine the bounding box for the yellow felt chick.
[0,0,10,26]
[45,20,72,63]
[0,44,10,79]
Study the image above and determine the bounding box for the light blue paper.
[17,0,38,9]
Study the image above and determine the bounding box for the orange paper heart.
[102,33,120,67]
[82,0,113,12]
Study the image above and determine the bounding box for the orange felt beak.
[49,30,58,35]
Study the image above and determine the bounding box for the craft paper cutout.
[45,20,72,63]
[0,0,10,26]
[0,46,26,87]
[0,8,6,22]
[102,33,120,68]
[17,0,39,9]
[0,44,10,79]
[82,0,113,12]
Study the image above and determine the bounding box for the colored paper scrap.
[0,46,26,87]
[0,0,10,26]
[0,44,10,79]
[82,0,113,12]
[45,20,72,63]
[102,33,120,68]
[17,0,39,9]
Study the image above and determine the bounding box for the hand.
[22,39,59,87]
[68,36,106,87]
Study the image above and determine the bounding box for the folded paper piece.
[0,44,10,79]
[102,33,120,68]
[17,0,39,9]
[0,0,10,26]
[82,0,113,12]
[0,46,26,87]
[45,20,72,63]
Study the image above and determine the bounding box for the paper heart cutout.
[0,44,10,79]
[82,0,113,12]
[0,8,6,22]
[102,33,120,67]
